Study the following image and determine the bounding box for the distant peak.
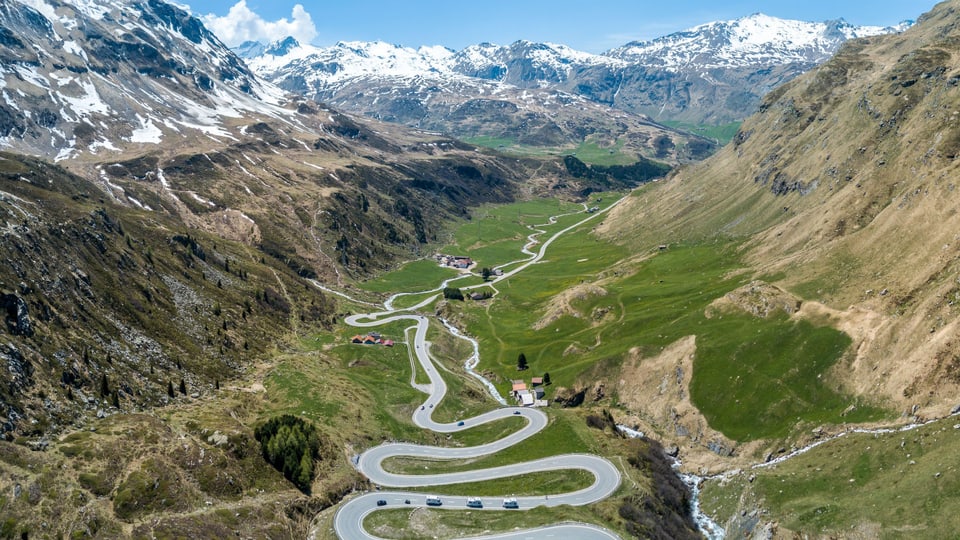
[266,36,300,56]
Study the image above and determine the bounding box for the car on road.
[503,497,519,509]
[513,411,521,415]
[466,497,482,508]
[425,495,442,506]
[376,499,387,506]
[457,421,465,426]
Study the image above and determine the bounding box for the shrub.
[443,287,464,301]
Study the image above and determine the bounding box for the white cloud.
[201,1,317,46]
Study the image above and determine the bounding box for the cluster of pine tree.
[254,415,321,493]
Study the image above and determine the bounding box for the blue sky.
[194,1,935,52]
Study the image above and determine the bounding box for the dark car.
[376,499,387,506]
[457,421,465,426]
[513,411,521,415]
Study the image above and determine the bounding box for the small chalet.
[362,335,378,345]
[351,335,364,344]
[532,386,545,400]
[531,377,543,386]
[516,389,534,406]
[383,339,394,347]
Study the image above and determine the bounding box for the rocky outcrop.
[1,293,31,336]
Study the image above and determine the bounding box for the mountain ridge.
[238,13,913,127]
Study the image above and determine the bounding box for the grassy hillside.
[577,1,960,536]
[598,0,960,420]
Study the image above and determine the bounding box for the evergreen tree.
[179,378,187,395]
[99,373,109,397]
[543,372,551,385]
[517,353,528,371]
[167,380,175,398]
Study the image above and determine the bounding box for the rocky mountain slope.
[0,0,281,160]
[239,14,911,132]
[0,0,578,438]
[600,0,960,422]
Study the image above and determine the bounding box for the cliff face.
[599,0,960,416]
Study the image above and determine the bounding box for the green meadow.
[571,138,637,166]
[661,121,743,145]
[701,417,960,537]
[442,212,887,440]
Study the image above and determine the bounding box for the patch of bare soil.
[614,336,740,473]
[197,208,262,244]
[532,283,607,330]
[796,300,960,418]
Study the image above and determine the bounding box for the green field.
[662,121,743,145]
[363,504,615,540]
[360,259,460,294]
[571,138,637,166]
[382,410,595,474]
[701,417,960,537]
[265,320,518,448]
[461,136,637,166]
[461,136,516,149]
[441,198,586,268]
[359,197,604,296]
[447,223,888,440]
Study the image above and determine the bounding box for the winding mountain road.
[332,200,626,540]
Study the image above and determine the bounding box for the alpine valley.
[0,0,957,539]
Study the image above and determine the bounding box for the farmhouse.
[436,253,475,270]
[351,334,394,347]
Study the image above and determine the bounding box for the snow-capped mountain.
[239,13,912,126]
[606,13,912,68]
[238,37,619,91]
[0,0,292,160]
[237,36,716,163]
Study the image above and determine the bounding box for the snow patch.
[190,192,216,207]
[129,114,163,143]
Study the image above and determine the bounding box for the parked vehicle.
[466,497,482,508]
[425,495,442,506]
[502,497,519,509]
